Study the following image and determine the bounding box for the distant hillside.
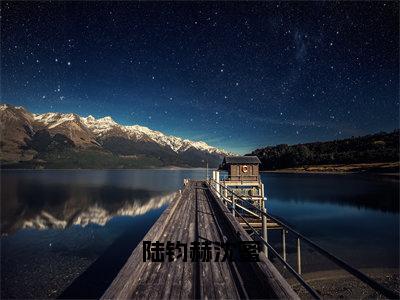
[250,131,400,171]
[0,104,230,169]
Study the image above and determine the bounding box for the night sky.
[1,2,398,153]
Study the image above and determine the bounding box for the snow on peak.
[81,115,118,135]
[83,114,228,154]
[81,115,117,126]
[0,103,25,111]
[124,124,187,152]
[33,112,81,129]
[97,116,116,124]
[123,124,227,154]
[0,103,10,110]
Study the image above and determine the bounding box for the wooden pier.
[102,180,298,299]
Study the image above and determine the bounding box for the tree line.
[249,130,399,170]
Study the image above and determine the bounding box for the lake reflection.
[262,172,399,272]
[0,170,399,299]
[0,169,206,299]
[1,169,207,234]
[2,181,175,234]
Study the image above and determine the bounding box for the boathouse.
[217,156,264,211]
[220,155,261,182]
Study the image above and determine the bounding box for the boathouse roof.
[223,156,261,164]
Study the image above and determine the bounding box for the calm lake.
[1,169,399,298]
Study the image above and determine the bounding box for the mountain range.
[0,104,229,168]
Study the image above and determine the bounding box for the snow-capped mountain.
[23,105,226,155]
[78,113,226,155]
[0,104,230,168]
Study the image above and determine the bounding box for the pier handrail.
[208,180,321,299]
[207,178,400,299]
[231,203,321,299]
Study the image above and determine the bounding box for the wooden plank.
[132,190,183,298]
[196,184,215,299]
[143,189,187,299]
[199,183,241,299]
[197,182,242,299]
[134,183,194,298]
[181,182,196,299]
[102,188,184,299]
[160,182,193,299]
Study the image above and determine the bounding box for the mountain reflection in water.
[1,180,177,234]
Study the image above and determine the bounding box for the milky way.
[1,1,398,153]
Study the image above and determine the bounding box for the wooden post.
[215,171,220,197]
[282,229,286,262]
[261,183,265,213]
[224,185,227,198]
[297,237,302,274]
[232,197,236,217]
[262,207,268,258]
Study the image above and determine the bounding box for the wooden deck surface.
[101,180,298,299]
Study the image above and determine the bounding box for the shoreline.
[0,167,209,171]
[262,162,399,176]
[288,268,399,298]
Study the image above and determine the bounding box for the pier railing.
[207,178,399,299]
[220,175,260,182]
